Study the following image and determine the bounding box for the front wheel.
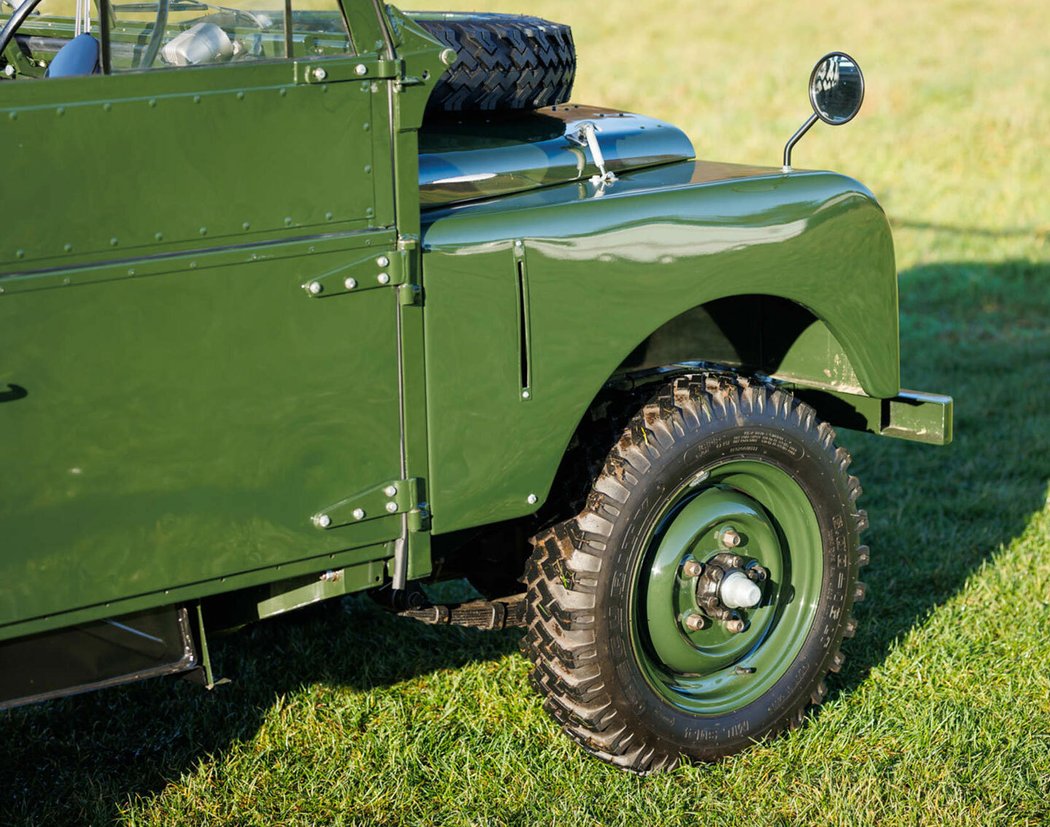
[522,373,869,773]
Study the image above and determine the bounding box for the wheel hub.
[691,549,768,626]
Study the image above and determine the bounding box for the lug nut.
[682,559,704,578]
[725,618,746,634]
[684,612,708,632]
[719,527,741,548]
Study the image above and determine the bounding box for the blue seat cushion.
[45,33,100,78]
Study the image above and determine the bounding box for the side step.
[398,594,525,630]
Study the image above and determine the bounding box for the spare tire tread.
[414,13,576,115]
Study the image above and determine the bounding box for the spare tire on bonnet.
[411,13,576,115]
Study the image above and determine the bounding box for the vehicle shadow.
[0,259,1046,824]
[828,257,1049,695]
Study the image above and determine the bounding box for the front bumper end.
[789,387,954,445]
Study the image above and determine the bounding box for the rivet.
[236,91,245,100]
[521,390,531,399]
[325,211,334,221]
[383,484,397,497]
[154,232,164,241]
[312,66,328,82]
[385,501,398,513]
[199,227,207,236]
[148,98,157,108]
[352,508,366,520]
[193,95,201,104]
[63,243,73,252]
[355,63,367,75]
[315,514,332,528]
[365,208,374,218]
[284,216,293,227]
[377,272,390,285]
[279,88,287,97]
[514,239,523,248]
[109,237,119,247]
[242,221,251,231]
[127,268,135,276]
[344,277,357,290]
[15,249,25,259]
[527,493,538,505]
[7,112,16,121]
[364,164,372,174]
[56,106,65,116]
[307,281,323,295]
[362,122,370,131]
[376,255,390,267]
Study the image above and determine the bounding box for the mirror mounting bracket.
[782,112,819,173]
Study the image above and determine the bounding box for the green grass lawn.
[3,0,1049,824]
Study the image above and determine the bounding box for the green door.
[0,0,404,633]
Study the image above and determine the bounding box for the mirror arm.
[782,112,819,173]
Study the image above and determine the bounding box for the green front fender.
[421,160,900,534]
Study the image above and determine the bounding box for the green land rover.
[0,0,951,772]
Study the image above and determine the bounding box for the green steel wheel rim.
[631,459,824,716]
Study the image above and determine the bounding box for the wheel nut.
[684,612,708,632]
[725,618,746,634]
[682,559,703,578]
[719,527,741,548]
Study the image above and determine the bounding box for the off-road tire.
[413,13,576,115]
[522,373,869,774]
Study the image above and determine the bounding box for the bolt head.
[344,277,357,290]
[383,484,398,497]
[352,508,366,520]
[682,559,704,578]
[377,272,390,285]
[719,527,742,548]
[521,390,531,399]
[315,514,332,528]
[312,67,328,81]
[526,493,538,505]
[307,281,323,295]
[376,255,390,267]
[385,501,398,513]
[684,612,708,632]
[725,618,746,634]
[354,64,367,76]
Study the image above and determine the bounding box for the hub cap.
[631,460,824,716]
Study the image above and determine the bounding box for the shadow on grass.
[0,259,1047,824]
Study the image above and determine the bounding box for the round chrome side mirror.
[809,52,865,125]
[782,51,866,172]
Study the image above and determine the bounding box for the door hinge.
[295,57,401,84]
[311,478,429,531]
[301,248,406,298]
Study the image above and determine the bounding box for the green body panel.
[421,160,900,534]
[0,232,406,634]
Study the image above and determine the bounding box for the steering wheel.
[0,0,41,71]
